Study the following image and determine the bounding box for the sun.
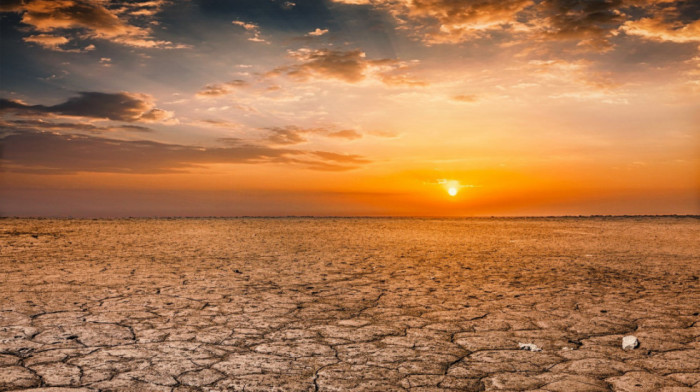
[439,179,464,197]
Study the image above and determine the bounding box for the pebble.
[622,335,639,350]
[518,343,542,352]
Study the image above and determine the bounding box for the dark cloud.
[115,124,153,133]
[329,0,700,49]
[0,131,369,174]
[538,0,626,50]
[0,119,154,134]
[0,92,173,123]
[0,0,23,12]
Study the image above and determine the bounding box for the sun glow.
[439,179,462,197]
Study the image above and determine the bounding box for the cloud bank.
[1,92,173,123]
[1,0,184,50]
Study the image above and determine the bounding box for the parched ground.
[0,217,698,392]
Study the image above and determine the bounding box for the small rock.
[518,343,542,352]
[622,335,639,350]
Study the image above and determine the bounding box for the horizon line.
[2,214,699,220]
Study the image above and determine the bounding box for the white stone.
[622,335,639,350]
[518,343,542,352]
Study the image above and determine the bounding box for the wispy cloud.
[232,20,268,43]
[451,94,479,103]
[196,80,249,98]
[0,131,370,174]
[267,48,426,86]
[0,119,153,134]
[264,126,364,145]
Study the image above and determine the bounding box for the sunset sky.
[1,0,698,216]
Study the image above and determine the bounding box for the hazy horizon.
[2,214,699,219]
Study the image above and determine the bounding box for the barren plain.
[0,217,698,392]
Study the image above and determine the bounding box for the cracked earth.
[0,217,698,391]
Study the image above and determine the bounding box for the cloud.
[330,0,532,44]
[263,126,364,145]
[307,28,329,37]
[116,124,154,133]
[327,129,362,140]
[0,131,369,174]
[330,0,370,4]
[196,119,243,129]
[232,21,259,31]
[309,151,368,164]
[368,129,400,138]
[452,94,478,103]
[267,48,425,86]
[622,16,700,43]
[196,80,249,98]
[525,58,623,92]
[115,0,170,17]
[537,0,626,51]
[0,119,154,134]
[0,0,22,12]
[2,0,184,49]
[378,71,428,87]
[329,0,699,50]
[266,126,312,145]
[0,92,174,123]
[232,20,267,43]
[268,49,370,82]
[406,0,533,44]
[22,34,70,51]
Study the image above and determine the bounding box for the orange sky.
[1,0,698,216]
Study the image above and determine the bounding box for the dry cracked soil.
[0,217,698,392]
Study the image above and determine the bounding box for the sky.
[0,0,698,217]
